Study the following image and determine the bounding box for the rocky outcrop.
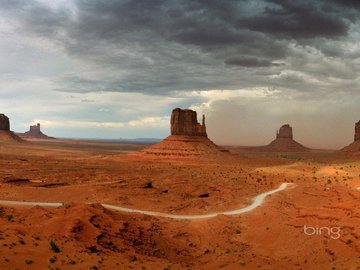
[266,124,309,152]
[0,114,10,131]
[29,123,41,134]
[0,113,23,143]
[342,120,360,152]
[354,121,360,141]
[18,123,54,139]
[276,124,293,139]
[171,108,207,137]
[142,108,229,158]
[265,124,309,152]
[241,124,309,152]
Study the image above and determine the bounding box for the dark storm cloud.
[0,0,359,95]
[331,0,360,8]
[239,0,349,39]
[0,0,356,45]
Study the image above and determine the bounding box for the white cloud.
[269,70,328,85]
[32,116,169,129]
[187,87,281,111]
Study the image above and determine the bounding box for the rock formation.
[142,108,228,157]
[244,124,309,152]
[342,120,360,152]
[18,123,54,139]
[0,114,10,131]
[29,123,41,134]
[276,124,293,139]
[0,113,23,143]
[265,124,309,152]
[354,121,360,141]
[171,108,207,137]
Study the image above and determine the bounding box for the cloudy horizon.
[1,0,360,149]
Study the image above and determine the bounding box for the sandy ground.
[0,139,359,269]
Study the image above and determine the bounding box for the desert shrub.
[50,240,60,253]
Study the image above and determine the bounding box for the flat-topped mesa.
[0,114,10,131]
[354,121,360,141]
[276,124,293,139]
[170,108,207,137]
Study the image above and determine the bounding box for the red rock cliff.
[170,108,207,137]
[276,124,293,139]
[0,114,10,131]
[354,121,360,141]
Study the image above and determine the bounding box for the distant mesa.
[264,124,309,152]
[142,108,228,157]
[0,113,23,143]
[243,124,309,152]
[18,123,54,140]
[342,120,360,152]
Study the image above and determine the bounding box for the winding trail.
[0,183,291,220]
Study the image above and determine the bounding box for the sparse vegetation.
[49,255,57,263]
[1,130,360,270]
[50,240,61,253]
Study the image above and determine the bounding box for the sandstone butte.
[0,113,23,142]
[260,124,309,152]
[142,108,228,157]
[342,120,360,152]
[18,123,54,139]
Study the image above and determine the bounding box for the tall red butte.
[0,114,10,131]
[0,113,23,143]
[170,108,207,137]
[142,108,228,157]
[342,120,360,152]
[259,124,309,152]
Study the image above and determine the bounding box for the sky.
[1,0,360,149]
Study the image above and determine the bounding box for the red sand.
[0,139,359,269]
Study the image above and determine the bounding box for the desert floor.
[0,139,359,270]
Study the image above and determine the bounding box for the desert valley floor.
[0,139,359,270]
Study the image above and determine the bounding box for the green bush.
[50,240,61,253]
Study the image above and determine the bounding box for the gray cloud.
[0,0,360,94]
[2,0,358,95]
[238,0,350,39]
[1,0,360,144]
[331,0,360,8]
[1,0,359,88]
